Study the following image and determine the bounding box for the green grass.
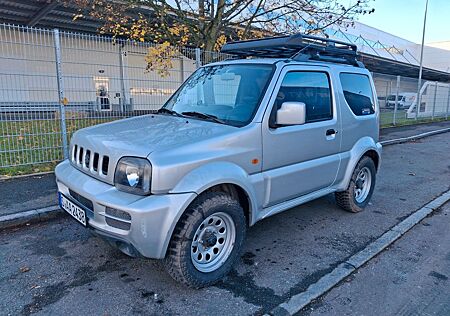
[380,110,448,128]
[1,113,449,177]
[0,116,116,176]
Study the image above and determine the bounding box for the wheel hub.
[201,230,218,248]
[190,212,236,273]
[356,178,364,189]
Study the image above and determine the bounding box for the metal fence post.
[446,88,450,120]
[393,75,400,125]
[431,81,437,120]
[118,43,127,112]
[415,78,422,120]
[53,28,69,160]
[195,48,202,69]
[180,52,185,83]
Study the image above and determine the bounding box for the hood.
[73,114,237,156]
[70,115,237,183]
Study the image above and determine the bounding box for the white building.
[423,41,450,73]
[342,21,450,73]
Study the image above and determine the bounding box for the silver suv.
[55,34,382,287]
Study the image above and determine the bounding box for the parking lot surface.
[0,132,449,315]
[307,202,450,316]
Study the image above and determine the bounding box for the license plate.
[59,193,87,226]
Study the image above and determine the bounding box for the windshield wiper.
[181,111,226,125]
[157,108,184,117]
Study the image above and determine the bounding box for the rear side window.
[340,73,375,116]
[275,71,332,123]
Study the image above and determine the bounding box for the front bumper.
[55,160,197,259]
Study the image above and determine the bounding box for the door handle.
[326,129,337,136]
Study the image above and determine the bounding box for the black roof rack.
[221,34,364,67]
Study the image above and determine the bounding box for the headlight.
[114,157,152,195]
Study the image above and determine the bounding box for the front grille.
[71,144,110,177]
[105,207,131,231]
[105,207,131,221]
[105,217,131,231]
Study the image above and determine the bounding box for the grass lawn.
[0,116,116,176]
[1,113,448,177]
[380,110,448,128]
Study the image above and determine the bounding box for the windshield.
[163,64,274,127]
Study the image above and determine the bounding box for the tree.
[70,0,374,75]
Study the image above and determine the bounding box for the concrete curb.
[269,189,450,315]
[380,127,450,146]
[0,171,54,181]
[0,205,62,230]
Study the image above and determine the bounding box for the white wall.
[422,42,450,73]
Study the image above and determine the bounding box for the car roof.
[207,57,364,71]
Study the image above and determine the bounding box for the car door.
[261,66,342,207]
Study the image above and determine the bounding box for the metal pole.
[53,29,69,160]
[415,0,429,120]
[432,81,438,120]
[446,87,450,120]
[180,53,185,83]
[384,83,389,110]
[386,80,392,124]
[393,76,400,125]
[118,43,127,113]
[195,48,202,68]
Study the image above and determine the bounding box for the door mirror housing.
[276,102,306,126]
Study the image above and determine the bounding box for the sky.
[356,0,450,44]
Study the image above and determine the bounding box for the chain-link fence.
[0,24,449,172]
[373,73,450,127]
[0,24,213,171]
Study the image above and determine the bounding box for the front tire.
[335,156,377,213]
[163,191,246,288]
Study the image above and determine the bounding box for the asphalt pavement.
[0,173,56,216]
[306,202,450,316]
[0,131,449,315]
[379,120,450,141]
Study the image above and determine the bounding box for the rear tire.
[335,156,376,213]
[163,191,246,288]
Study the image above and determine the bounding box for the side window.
[340,73,375,116]
[275,71,332,123]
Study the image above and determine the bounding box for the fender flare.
[170,161,259,217]
[160,161,260,257]
[336,137,382,191]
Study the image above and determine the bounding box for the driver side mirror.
[276,102,306,126]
